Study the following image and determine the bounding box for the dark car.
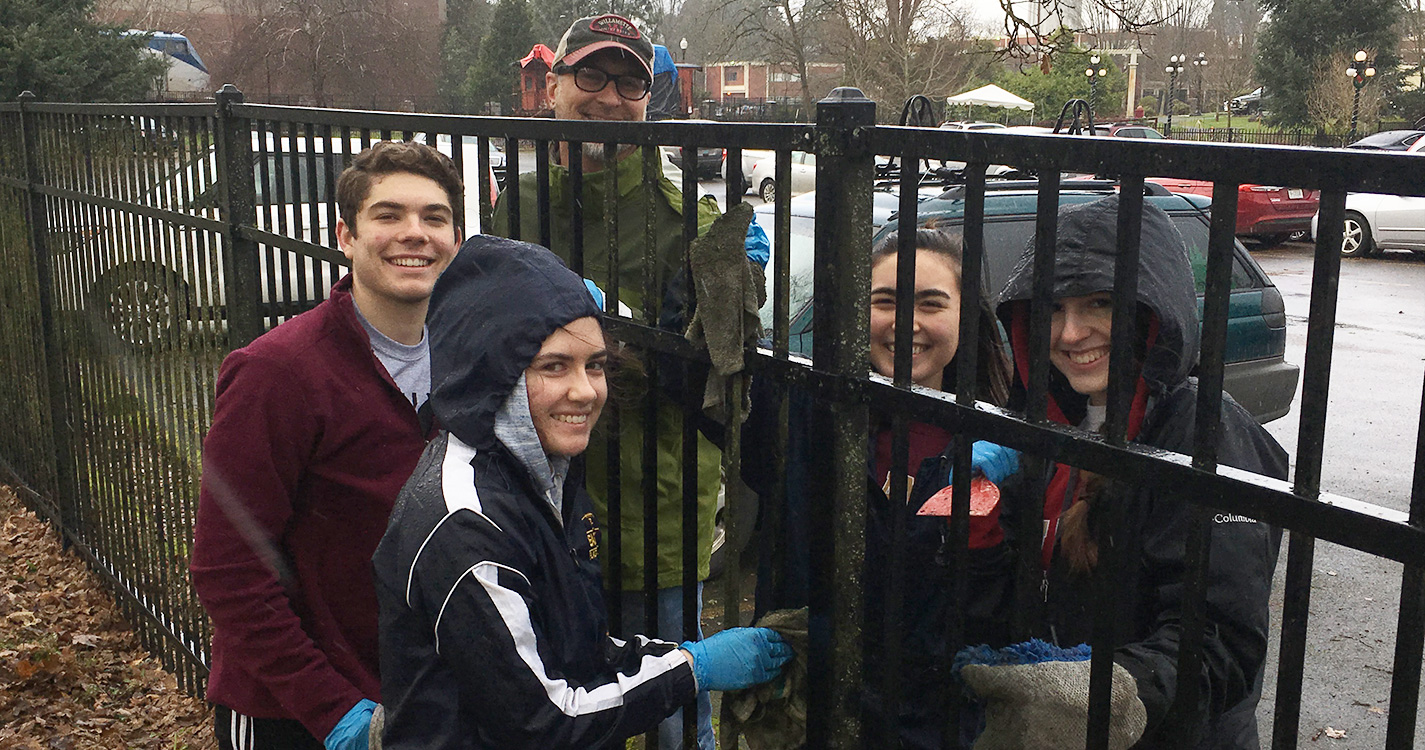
[663,120,727,178]
[667,145,725,178]
[1229,87,1263,114]
[755,180,1300,423]
[1346,130,1425,151]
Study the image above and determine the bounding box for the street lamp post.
[1347,49,1376,141]
[1191,52,1208,114]
[1165,54,1185,135]
[1085,53,1107,119]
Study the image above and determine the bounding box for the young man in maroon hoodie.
[191,140,461,750]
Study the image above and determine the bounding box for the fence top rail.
[14,98,1416,197]
[875,125,1425,197]
[231,103,815,151]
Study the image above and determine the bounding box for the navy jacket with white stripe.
[373,236,697,749]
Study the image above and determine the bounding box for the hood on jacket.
[428,235,601,452]
[994,195,1199,424]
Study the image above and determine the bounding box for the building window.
[725,67,741,84]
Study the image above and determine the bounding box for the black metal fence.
[1172,127,1352,148]
[1,85,1424,750]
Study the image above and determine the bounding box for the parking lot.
[1252,241,1425,744]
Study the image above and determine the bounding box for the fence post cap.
[18,91,34,102]
[819,87,872,105]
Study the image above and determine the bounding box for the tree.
[828,0,995,115]
[988,0,1172,60]
[723,0,837,115]
[441,0,491,111]
[1255,0,1401,128]
[217,0,438,108]
[0,0,166,101]
[470,0,537,112]
[994,41,1127,122]
[1307,50,1383,132]
[527,0,668,45]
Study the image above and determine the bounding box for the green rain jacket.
[491,146,722,590]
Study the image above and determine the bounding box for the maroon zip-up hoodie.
[192,275,434,740]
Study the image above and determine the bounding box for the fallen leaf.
[6,609,38,625]
[70,633,101,647]
[1324,726,1347,739]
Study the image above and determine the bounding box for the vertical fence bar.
[1385,371,1425,749]
[1271,185,1346,750]
[17,92,76,534]
[808,87,875,750]
[678,132,701,750]
[214,85,262,346]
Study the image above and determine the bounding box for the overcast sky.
[964,0,1010,31]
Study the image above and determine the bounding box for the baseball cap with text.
[552,14,655,80]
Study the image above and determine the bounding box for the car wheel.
[707,478,759,582]
[93,263,191,349]
[759,178,777,204]
[1341,211,1374,257]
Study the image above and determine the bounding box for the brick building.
[703,61,844,104]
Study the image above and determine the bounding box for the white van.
[49,130,497,348]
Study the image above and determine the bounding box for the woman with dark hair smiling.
[372,236,792,749]
[744,225,1019,748]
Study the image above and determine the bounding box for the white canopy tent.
[945,84,1035,111]
[944,84,1035,124]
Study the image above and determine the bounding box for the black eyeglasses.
[555,64,651,101]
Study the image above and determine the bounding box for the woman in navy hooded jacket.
[960,195,1289,750]
[372,236,791,749]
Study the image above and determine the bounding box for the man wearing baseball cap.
[490,13,751,750]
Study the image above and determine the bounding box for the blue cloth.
[323,699,376,750]
[744,216,770,268]
[652,44,678,78]
[682,627,792,692]
[947,440,1021,487]
[583,278,605,310]
[953,639,1091,679]
[616,585,715,750]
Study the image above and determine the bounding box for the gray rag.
[960,659,1147,750]
[684,201,766,425]
[369,703,384,750]
[725,607,809,750]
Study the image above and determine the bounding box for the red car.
[1147,177,1319,246]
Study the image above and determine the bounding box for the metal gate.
[0,85,1421,749]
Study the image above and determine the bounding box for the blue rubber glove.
[744,217,771,268]
[324,699,377,750]
[681,627,793,691]
[583,278,606,309]
[947,441,1021,487]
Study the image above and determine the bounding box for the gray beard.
[581,141,633,165]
